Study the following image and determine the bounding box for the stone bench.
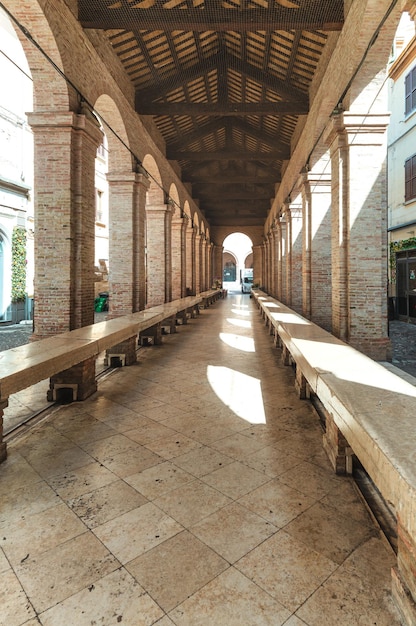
[0,294,220,464]
[251,289,416,626]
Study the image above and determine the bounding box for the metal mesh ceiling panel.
[78,0,343,226]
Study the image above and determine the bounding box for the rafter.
[137,101,308,116]
[79,3,344,32]
[135,53,308,105]
[168,148,289,160]
[166,117,289,155]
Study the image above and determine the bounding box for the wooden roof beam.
[79,3,344,32]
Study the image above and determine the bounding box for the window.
[405,66,416,115]
[405,155,416,202]
[95,189,104,223]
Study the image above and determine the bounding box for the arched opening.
[223,232,253,292]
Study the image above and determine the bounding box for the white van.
[241,268,253,293]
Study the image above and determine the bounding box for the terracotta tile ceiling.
[78,0,344,227]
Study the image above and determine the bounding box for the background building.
[388,12,416,322]
[0,8,33,322]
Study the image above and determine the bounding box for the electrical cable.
[0,1,191,222]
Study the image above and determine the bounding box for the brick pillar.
[108,170,149,316]
[300,166,332,330]
[279,216,287,303]
[283,204,293,307]
[289,203,303,314]
[212,244,223,287]
[146,202,173,306]
[172,209,187,300]
[264,232,271,294]
[186,223,197,295]
[267,227,277,297]
[201,236,207,291]
[275,221,283,301]
[28,108,103,338]
[261,241,267,290]
[326,112,391,360]
[207,242,213,289]
[195,233,201,294]
[252,244,263,289]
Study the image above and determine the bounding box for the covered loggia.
[1,0,416,623]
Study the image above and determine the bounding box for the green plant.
[11,226,27,303]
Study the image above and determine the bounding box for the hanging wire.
[0,1,190,221]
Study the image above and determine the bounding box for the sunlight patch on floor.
[207,365,266,424]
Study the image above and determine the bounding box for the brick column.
[271,222,279,299]
[28,108,103,337]
[300,167,333,330]
[212,244,223,287]
[252,244,263,288]
[172,209,187,299]
[326,112,391,360]
[289,203,302,314]
[186,223,197,295]
[261,241,267,290]
[264,231,272,294]
[275,221,283,301]
[108,170,149,316]
[207,242,213,288]
[195,233,201,294]
[146,202,173,306]
[201,236,207,291]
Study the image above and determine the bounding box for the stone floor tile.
[153,617,176,626]
[81,433,144,463]
[169,567,291,625]
[209,431,267,460]
[39,567,164,626]
[47,460,118,500]
[277,460,344,500]
[243,444,303,477]
[123,421,177,445]
[0,453,42,499]
[0,569,36,626]
[296,549,401,625]
[282,616,309,625]
[98,444,162,478]
[238,478,315,528]
[142,432,202,459]
[0,548,9,574]
[171,445,234,477]
[191,501,277,563]
[200,459,270,499]
[92,502,183,564]
[0,502,85,567]
[126,531,228,612]
[236,530,338,613]
[23,444,94,480]
[14,531,119,614]
[153,479,231,526]
[284,501,378,565]
[68,479,148,528]
[138,403,193,422]
[0,480,59,525]
[124,460,195,499]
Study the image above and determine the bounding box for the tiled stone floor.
[1,293,401,625]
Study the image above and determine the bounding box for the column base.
[349,336,392,361]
